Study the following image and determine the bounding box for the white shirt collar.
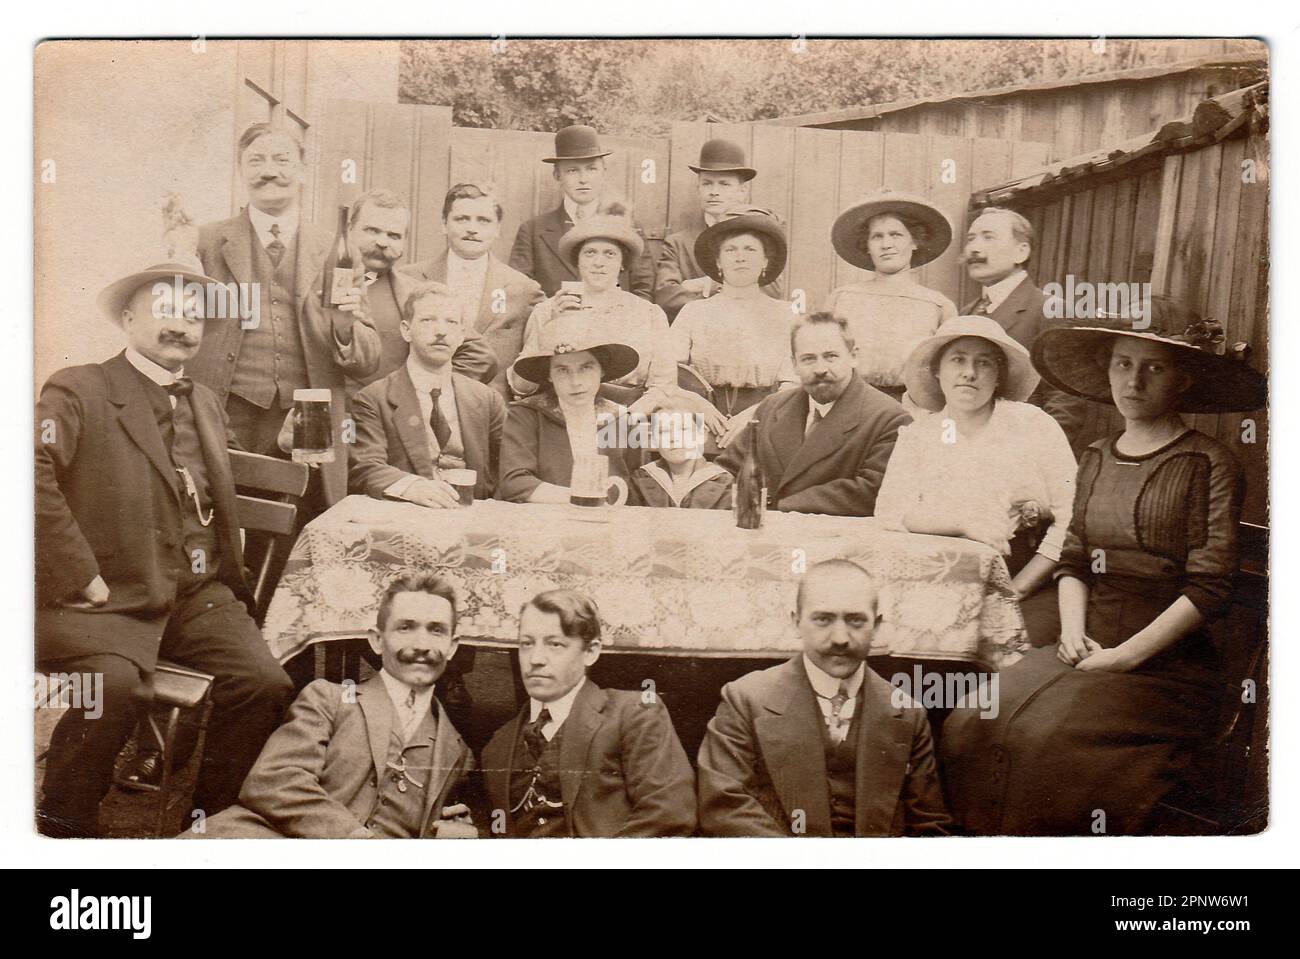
[405,353,451,394]
[563,196,600,224]
[801,654,865,700]
[529,676,586,730]
[125,348,183,387]
[248,205,299,244]
[377,668,436,720]
[808,397,836,419]
[982,269,1027,313]
[447,249,489,274]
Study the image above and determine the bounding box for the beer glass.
[291,388,335,464]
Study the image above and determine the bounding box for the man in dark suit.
[188,123,383,509]
[654,139,782,323]
[698,560,950,837]
[332,187,500,396]
[351,281,506,505]
[508,125,655,301]
[719,312,911,516]
[477,589,696,837]
[35,260,294,837]
[398,183,543,400]
[198,573,475,838]
[961,206,1087,448]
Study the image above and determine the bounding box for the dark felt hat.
[831,188,953,270]
[687,139,757,181]
[543,125,612,164]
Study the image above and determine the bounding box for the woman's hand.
[1056,631,1094,666]
[554,291,585,315]
[1074,644,1137,673]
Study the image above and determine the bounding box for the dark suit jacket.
[190,208,381,506]
[508,204,655,301]
[654,212,784,323]
[200,677,473,838]
[350,366,506,502]
[35,352,250,670]
[398,250,543,399]
[962,274,1087,448]
[478,681,696,837]
[697,656,951,837]
[718,375,910,517]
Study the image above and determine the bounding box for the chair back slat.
[235,495,298,537]
[229,450,309,498]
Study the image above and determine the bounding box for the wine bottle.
[734,416,767,530]
[321,204,353,308]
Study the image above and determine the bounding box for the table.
[262,496,1028,669]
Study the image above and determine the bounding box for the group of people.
[34,119,1265,838]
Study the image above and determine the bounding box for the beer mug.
[442,468,477,507]
[569,455,628,509]
[291,388,335,464]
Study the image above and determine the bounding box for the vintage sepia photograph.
[31,36,1269,847]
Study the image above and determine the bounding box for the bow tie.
[163,378,194,398]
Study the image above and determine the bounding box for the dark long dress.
[940,429,1245,835]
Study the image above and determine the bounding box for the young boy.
[629,408,734,509]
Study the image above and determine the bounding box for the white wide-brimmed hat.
[903,315,1040,411]
[96,255,223,326]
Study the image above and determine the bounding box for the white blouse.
[875,399,1078,561]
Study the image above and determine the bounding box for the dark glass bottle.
[321,204,353,308]
[734,416,767,530]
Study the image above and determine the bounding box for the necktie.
[267,223,286,267]
[524,707,551,759]
[826,682,851,743]
[163,377,193,399]
[973,293,993,316]
[400,688,419,741]
[806,407,824,437]
[428,386,452,452]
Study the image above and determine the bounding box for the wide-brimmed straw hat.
[557,202,644,268]
[903,315,1040,412]
[687,139,757,182]
[693,206,788,284]
[542,125,612,164]
[1032,295,1266,414]
[510,312,641,385]
[97,255,223,326]
[831,188,953,271]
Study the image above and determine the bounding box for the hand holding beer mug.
[569,454,628,513]
[556,280,585,315]
[442,468,478,507]
[291,388,335,464]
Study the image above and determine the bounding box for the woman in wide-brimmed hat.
[941,295,1267,836]
[824,188,958,402]
[876,316,1077,599]
[497,312,643,504]
[507,202,688,420]
[672,207,798,448]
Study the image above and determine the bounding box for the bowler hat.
[543,125,612,164]
[687,139,757,181]
[831,188,953,270]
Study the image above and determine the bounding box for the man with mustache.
[35,259,294,837]
[350,282,505,507]
[397,183,543,401]
[337,188,501,394]
[961,207,1086,449]
[508,125,655,301]
[475,589,696,837]
[199,572,476,838]
[698,560,950,837]
[718,312,911,516]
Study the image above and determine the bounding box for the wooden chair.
[112,451,310,834]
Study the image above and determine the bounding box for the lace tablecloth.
[262,497,1028,669]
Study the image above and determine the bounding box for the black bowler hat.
[687,139,757,182]
[542,125,613,164]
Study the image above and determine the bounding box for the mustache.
[395,648,446,667]
[962,253,987,265]
[159,332,198,347]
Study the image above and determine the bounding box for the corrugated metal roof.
[970,81,1267,206]
[763,51,1265,129]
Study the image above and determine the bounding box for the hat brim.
[694,215,788,285]
[97,265,227,326]
[904,327,1040,412]
[558,222,645,267]
[511,342,641,386]
[1032,327,1267,415]
[542,151,613,164]
[687,164,757,181]
[832,198,953,271]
